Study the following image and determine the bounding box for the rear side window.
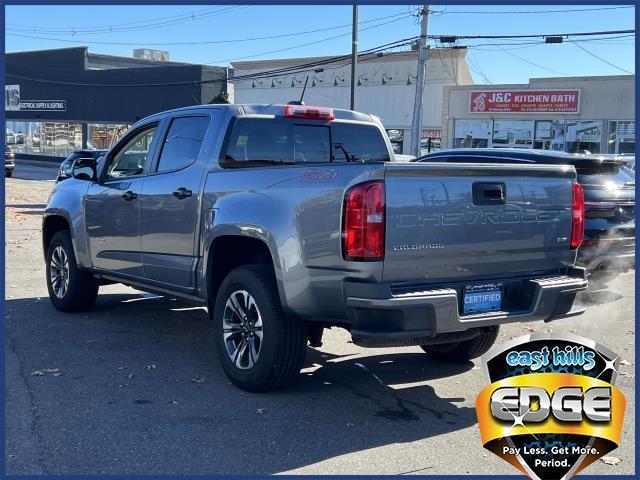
[156,116,210,173]
[222,118,291,167]
[221,117,389,168]
[331,123,390,163]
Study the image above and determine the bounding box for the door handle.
[122,190,137,201]
[173,187,193,199]
[473,182,506,206]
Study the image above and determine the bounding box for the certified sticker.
[476,333,626,480]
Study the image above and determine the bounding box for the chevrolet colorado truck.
[43,104,588,392]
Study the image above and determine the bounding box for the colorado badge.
[476,333,626,480]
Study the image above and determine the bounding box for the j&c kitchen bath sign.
[470,89,581,114]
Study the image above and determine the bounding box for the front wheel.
[421,326,499,362]
[46,230,99,312]
[212,265,307,392]
[5,171,12,178]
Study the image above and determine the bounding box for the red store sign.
[469,89,581,114]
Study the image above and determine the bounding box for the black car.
[57,149,108,182]
[416,148,635,278]
[5,145,15,177]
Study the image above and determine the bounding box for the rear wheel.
[212,265,307,392]
[46,230,99,312]
[421,326,499,362]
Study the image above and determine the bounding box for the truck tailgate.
[383,162,576,283]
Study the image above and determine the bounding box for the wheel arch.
[42,214,72,259]
[205,233,288,311]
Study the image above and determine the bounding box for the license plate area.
[463,282,502,315]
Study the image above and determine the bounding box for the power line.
[437,5,634,15]
[6,6,219,31]
[6,12,411,47]
[206,15,411,64]
[6,6,247,35]
[572,41,633,74]
[429,29,634,40]
[487,40,570,76]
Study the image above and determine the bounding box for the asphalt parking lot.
[4,162,636,475]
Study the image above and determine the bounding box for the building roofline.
[231,47,467,69]
[444,74,634,90]
[6,46,88,56]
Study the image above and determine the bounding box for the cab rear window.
[220,118,389,168]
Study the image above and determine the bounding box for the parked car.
[5,130,16,145]
[417,148,635,278]
[57,149,109,182]
[43,105,587,392]
[5,145,15,177]
[392,154,416,162]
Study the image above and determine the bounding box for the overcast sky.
[5,4,635,84]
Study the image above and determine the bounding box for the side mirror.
[72,157,97,182]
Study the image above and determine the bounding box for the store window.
[421,129,441,155]
[608,121,635,154]
[565,121,602,154]
[5,121,82,157]
[534,120,566,151]
[88,123,129,149]
[492,120,534,148]
[453,120,492,148]
[386,129,404,154]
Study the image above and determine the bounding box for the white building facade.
[231,48,473,155]
[441,75,635,154]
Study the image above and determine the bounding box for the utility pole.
[411,5,429,157]
[350,1,358,110]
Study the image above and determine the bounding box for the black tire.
[421,326,499,362]
[5,171,12,178]
[212,265,307,392]
[45,230,99,312]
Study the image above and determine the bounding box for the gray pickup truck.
[43,104,587,391]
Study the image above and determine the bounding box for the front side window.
[157,116,210,172]
[106,125,157,180]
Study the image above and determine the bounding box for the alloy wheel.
[222,290,263,369]
[49,246,70,299]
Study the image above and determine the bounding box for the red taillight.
[571,182,584,249]
[342,181,385,261]
[284,105,334,121]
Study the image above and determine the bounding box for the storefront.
[5,47,228,161]
[441,75,635,154]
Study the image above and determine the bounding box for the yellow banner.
[476,373,626,446]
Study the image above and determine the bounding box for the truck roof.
[150,103,375,123]
[420,148,630,167]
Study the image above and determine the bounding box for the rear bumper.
[345,268,587,347]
